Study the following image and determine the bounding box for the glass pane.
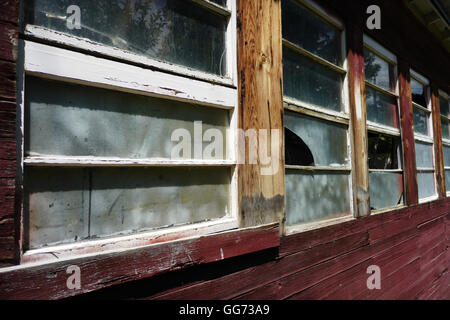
[364,48,393,92]
[26,166,230,249]
[283,46,343,112]
[445,170,450,192]
[285,170,350,225]
[415,141,434,169]
[209,0,227,7]
[285,111,349,167]
[439,95,449,117]
[443,146,450,167]
[368,133,402,170]
[366,86,399,128]
[413,106,429,136]
[411,78,427,107]
[26,77,229,159]
[441,119,449,140]
[25,0,228,75]
[282,0,342,65]
[369,172,403,210]
[417,172,435,199]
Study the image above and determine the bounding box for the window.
[363,35,404,211]
[20,0,238,257]
[410,70,437,202]
[282,0,352,231]
[439,90,450,194]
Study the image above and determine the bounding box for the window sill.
[0,223,279,299]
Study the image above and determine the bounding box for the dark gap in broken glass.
[284,127,315,166]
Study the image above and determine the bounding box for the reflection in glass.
[368,133,402,170]
[417,172,436,199]
[285,111,349,167]
[415,141,434,168]
[369,172,403,210]
[413,107,429,136]
[26,166,230,249]
[366,86,398,128]
[283,46,343,112]
[282,0,342,66]
[364,48,393,92]
[439,95,449,117]
[442,119,449,140]
[443,146,450,166]
[25,0,228,75]
[411,78,427,107]
[285,170,350,225]
[26,77,229,159]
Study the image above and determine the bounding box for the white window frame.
[18,0,239,264]
[410,70,438,203]
[282,0,354,235]
[439,90,450,196]
[363,35,405,214]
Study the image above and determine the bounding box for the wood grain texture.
[431,85,446,197]
[0,223,280,299]
[398,59,419,205]
[347,23,369,217]
[236,0,285,228]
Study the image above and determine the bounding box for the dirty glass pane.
[283,46,343,112]
[285,170,350,225]
[364,48,392,92]
[366,86,398,128]
[443,146,450,166]
[441,119,449,140]
[285,111,349,167]
[369,172,403,210]
[445,170,450,191]
[282,0,342,66]
[26,77,229,159]
[439,95,449,117]
[413,106,429,136]
[411,78,427,107]
[417,172,435,199]
[415,141,434,169]
[25,0,228,75]
[368,132,402,170]
[26,166,230,249]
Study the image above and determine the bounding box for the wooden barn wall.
[0,0,448,299]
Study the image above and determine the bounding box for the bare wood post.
[236,0,285,229]
[431,85,446,198]
[398,60,418,205]
[347,24,369,217]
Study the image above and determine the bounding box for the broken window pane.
[369,172,403,210]
[366,86,399,128]
[417,172,436,199]
[285,170,350,225]
[26,166,230,249]
[364,48,394,92]
[26,77,229,159]
[285,111,349,167]
[283,47,343,112]
[411,78,427,107]
[415,141,434,169]
[368,133,402,170]
[413,107,429,136]
[25,0,228,75]
[282,0,342,66]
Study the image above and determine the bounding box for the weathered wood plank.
[0,0,19,25]
[237,0,285,228]
[0,22,17,62]
[398,59,418,205]
[431,85,446,197]
[0,223,280,299]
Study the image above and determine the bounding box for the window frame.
[362,35,406,214]
[18,0,240,264]
[410,69,438,203]
[439,89,450,196]
[282,0,354,235]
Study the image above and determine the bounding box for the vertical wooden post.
[347,24,370,218]
[398,60,418,205]
[236,0,285,229]
[431,85,446,198]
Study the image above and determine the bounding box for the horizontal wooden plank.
[0,159,15,178]
[0,223,280,299]
[0,22,17,62]
[0,0,19,24]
